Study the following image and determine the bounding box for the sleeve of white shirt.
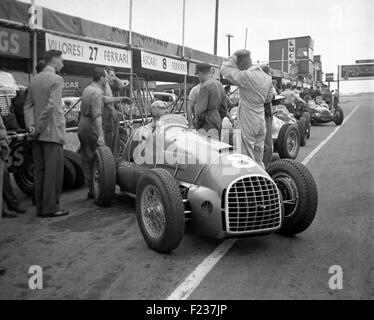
[188,86,198,104]
[221,56,249,87]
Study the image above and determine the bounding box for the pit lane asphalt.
[0,94,372,299]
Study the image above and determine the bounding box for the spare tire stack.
[62,149,85,190]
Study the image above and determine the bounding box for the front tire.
[277,124,300,159]
[92,146,116,207]
[267,159,318,236]
[136,169,185,253]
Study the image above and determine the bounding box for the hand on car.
[121,97,132,105]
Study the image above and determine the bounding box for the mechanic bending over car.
[221,49,274,169]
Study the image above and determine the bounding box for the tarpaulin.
[41,6,223,65]
[0,0,29,25]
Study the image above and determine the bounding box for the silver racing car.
[92,109,318,253]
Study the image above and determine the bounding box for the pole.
[337,65,340,96]
[281,48,284,87]
[182,0,187,113]
[129,0,133,100]
[244,27,248,49]
[213,0,219,55]
[226,34,233,56]
[129,0,134,125]
[31,0,37,76]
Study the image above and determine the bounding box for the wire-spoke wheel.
[136,169,185,253]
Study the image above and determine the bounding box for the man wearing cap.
[186,63,207,129]
[221,50,274,168]
[194,63,229,140]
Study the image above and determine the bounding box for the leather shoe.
[40,210,69,218]
[2,209,17,218]
[0,266,6,276]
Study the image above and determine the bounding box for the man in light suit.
[24,50,69,218]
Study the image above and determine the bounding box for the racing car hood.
[194,153,270,195]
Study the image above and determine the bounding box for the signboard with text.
[0,26,30,59]
[45,33,131,69]
[326,73,334,82]
[288,39,296,73]
[141,51,187,75]
[188,62,220,80]
[355,59,374,64]
[339,64,374,81]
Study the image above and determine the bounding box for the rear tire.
[267,159,318,236]
[277,124,300,159]
[136,169,185,253]
[63,158,77,190]
[334,106,344,125]
[298,117,307,147]
[63,150,84,188]
[92,146,116,207]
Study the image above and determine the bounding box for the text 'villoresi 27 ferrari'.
[92,113,318,254]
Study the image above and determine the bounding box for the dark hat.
[235,49,251,58]
[196,63,212,73]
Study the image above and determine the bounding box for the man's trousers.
[263,115,273,168]
[32,141,64,216]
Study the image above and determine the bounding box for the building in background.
[269,36,317,87]
[313,55,323,85]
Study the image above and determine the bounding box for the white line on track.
[166,105,360,301]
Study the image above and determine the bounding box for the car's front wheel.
[136,169,185,253]
[267,159,318,236]
[92,146,116,207]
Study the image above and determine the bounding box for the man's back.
[29,69,64,119]
[221,63,272,112]
[25,68,65,144]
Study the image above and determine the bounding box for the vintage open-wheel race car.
[222,104,308,160]
[309,103,344,126]
[91,103,319,254]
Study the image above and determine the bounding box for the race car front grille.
[0,94,14,117]
[226,176,281,234]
